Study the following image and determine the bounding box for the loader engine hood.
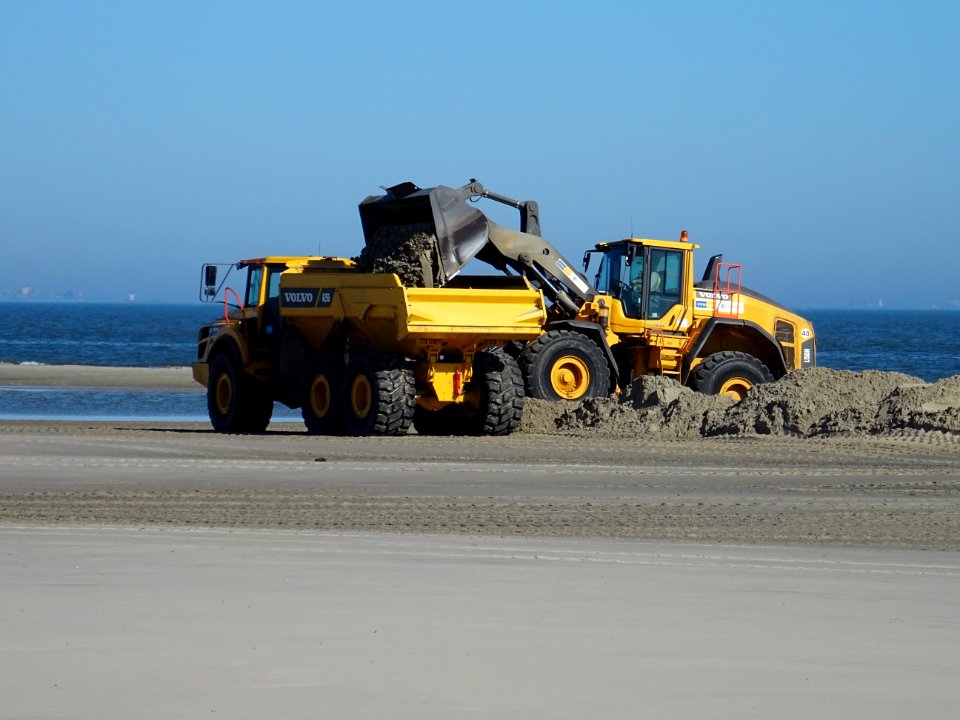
[358,182,489,284]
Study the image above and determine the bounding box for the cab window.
[266,264,284,299]
[595,245,644,319]
[646,249,682,319]
[245,266,263,306]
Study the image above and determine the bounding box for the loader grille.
[775,320,795,369]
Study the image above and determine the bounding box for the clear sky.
[1,1,957,308]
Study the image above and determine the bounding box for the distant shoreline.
[0,363,200,391]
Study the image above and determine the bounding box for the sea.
[1,301,958,421]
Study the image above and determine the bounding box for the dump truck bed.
[279,269,546,357]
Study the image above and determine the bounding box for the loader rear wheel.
[520,330,610,401]
[207,353,273,433]
[460,348,525,435]
[341,353,416,436]
[300,353,344,435]
[687,351,774,401]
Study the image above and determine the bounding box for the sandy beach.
[2,363,960,547]
[3,364,960,718]
[0,362,199,390]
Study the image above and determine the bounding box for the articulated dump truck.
[358,179,816,403]
[192,256,545,435]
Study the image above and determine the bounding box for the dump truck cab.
[193,256,337,387]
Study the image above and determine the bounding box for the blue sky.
[1,1,957,307]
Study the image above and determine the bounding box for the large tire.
[460,348,525,435]
[300,353,344,435]
[340,353,416,436]
[687,351,774,400]
[520,330,611,401]
[207,353,273,433]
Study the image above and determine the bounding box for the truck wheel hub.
[351,376,372,417]
[215,374,233,415]
[310,377,331,417]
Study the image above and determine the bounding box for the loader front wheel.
[341,353,416,436]
[521,330,610,401]
[460,348,525,435]
[300,353,344,435]
[207,353,273,433]
[687,351,774,401]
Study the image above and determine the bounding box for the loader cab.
[588,239,692,329]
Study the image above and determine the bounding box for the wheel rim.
[350,375,372,418]
[309,376,331,418]
[214,373,233,415]
[718,376,752,401]
[550,355,590,400]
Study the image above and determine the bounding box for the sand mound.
[355,223,440,287]
[703,368,925,437]
[518,369,960,439]
[521,376,732,438]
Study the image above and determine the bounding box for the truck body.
[192,256,546,435]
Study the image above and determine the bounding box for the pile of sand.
[520,369,960,439]
[354,223,440,287]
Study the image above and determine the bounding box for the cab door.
[606,246,685,330]
[644,247,684,327]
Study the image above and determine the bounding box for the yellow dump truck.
[192,256,545,435]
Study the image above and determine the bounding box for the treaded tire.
[520,330,611,401]
[341,353,416,436]
[300,353,345,435]
[207,353,273,433]
[687,351,774,400]
[460,348,525,436]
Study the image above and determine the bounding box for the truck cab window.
[267,266,283,299]
[246,266,264,307]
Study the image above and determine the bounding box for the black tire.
[520,330,611,401]
[300,353,344,435]
[340,353,416,436]
[207,353,273,433]
[460,348,525,435]
[687,351,774,400]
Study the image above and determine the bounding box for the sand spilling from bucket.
[520,369,960,439]
[355,223,440,287]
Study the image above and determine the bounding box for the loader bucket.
[358,182,490,285]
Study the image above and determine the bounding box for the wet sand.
[2,364,960,548]
[0,362,198,390]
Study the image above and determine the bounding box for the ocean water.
[1,302,958,421]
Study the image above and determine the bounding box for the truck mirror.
[204,265,218,287]
[627,243,637,265]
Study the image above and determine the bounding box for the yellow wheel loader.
[191,256,545,435]
[358,180,816,402]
